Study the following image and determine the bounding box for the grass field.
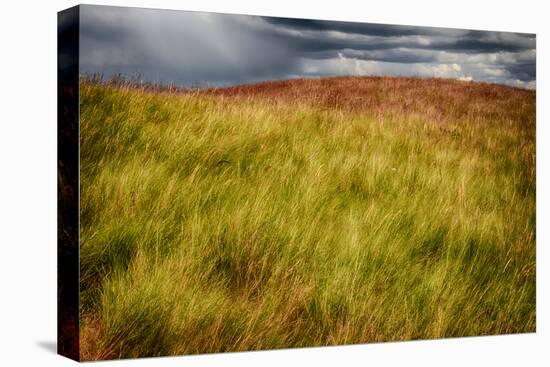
[78,76,535,360]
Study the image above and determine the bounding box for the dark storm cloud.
[505,62,536,80]
[258,24,534,55]
[79,5,536,89]
[262,17,469,37]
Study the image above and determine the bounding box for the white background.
[0,0,547,365]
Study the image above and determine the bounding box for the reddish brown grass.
[203,76,535,123]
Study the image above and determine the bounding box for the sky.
[79,5,536,89]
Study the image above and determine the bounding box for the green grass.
[79,79,535,360]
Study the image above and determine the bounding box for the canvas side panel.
[58,5,80,362]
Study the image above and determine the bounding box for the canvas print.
[57,4,536,361]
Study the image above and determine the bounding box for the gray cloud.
[79,5,536,89]
[261,17,469,37]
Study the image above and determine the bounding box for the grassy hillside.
[79,77,535,360]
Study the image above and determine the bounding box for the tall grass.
[79,78,535,360]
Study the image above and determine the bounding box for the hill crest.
[203,76,534,123]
